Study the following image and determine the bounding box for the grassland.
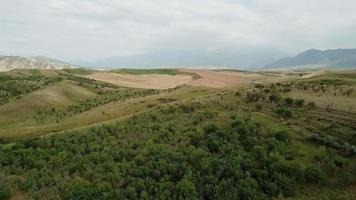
[0,68,355,199]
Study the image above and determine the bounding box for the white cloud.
[0,0,355,61]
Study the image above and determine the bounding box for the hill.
[0,69,355,199]
[0,55,73,71]
[265,48,356,69]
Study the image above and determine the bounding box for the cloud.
[0,0,355,61]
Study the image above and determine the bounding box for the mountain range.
[1,48,356,71]
[265,48,356,69]
[0,55,73,71]
[74,48,286,69]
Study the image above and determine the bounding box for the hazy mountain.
[74,48,287,69]
[265,48,356,69]
[0,55,73,71]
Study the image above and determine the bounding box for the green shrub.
[294,99,305,107]
[275,107,293,118]
[255,103,262,111]
[0,184,11,200]
[284,97,294,106]
[307,101,316,108]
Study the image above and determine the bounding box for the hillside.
[0,69,355,199]
[0,55,73,71]
[266,49,356,69]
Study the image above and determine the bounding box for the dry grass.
[180,69,266,88]
[85,72,192,89]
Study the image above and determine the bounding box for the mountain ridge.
[265,48,356,69]
[0,55,74,71]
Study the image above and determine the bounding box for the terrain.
[0,68,355,200]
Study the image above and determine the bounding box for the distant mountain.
[0,55,73,71]
[75,48,287,69]
[265,48,356,69]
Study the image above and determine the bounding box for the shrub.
[307,101,316,108]
[284,97,294,106]
[204,123,218,134]
[0,184,11,200]
[275,107,293,118]
[274,131,292,144]
[304,164,327,184]
[294,99,305,107]
[246,91,262,102]
[255,103,262,111]
[269,94,281,103]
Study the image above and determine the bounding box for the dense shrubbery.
[310,134,356,155]
[1,99,354,199]
[1,72,355,199]
[275,107,293,118]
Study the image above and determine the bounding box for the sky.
[1,0,356,66]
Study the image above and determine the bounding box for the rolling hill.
[0,55,74,71]
[265,48,356,69]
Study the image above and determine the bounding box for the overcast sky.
[1,0,356,61]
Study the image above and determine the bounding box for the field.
[0,68,355,199]
[85,69,276,89]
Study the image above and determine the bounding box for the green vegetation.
[110,68,201,79]
[0,73,62,105]
[110,68,181,75]
[0,69,355,199]
[62,68,94,75]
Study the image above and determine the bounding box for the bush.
[294,99,305,107]
[255,103,262,111]
[307,101,316,108]
[304,164,327,184]
[269,94,281,103]
[0,184,11,200]
[284,97,294,106]
[246,91,262,102]
[275,107,293,118]
[274,131,292,144]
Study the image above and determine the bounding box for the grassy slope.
[0,76,216,138]
[0,80,98,135]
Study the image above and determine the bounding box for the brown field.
[85,72,192,89]
[85,69,277,89]
[180,69,266,88]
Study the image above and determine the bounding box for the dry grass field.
[85,69,282,89]
[85,72,193,89]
